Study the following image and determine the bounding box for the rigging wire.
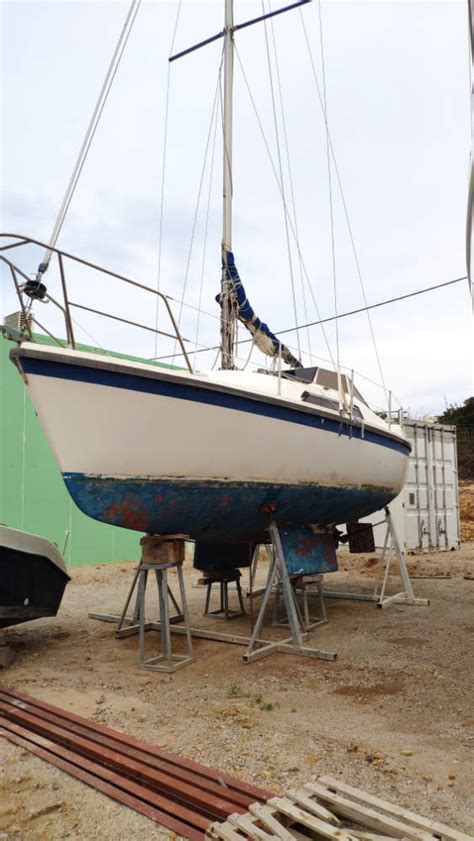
[299,5,389,401]
[316,0,341,401]
[38,0,142,276]
[234,43,338,372]
[154,0,182,356]
[171,48,225,363]
[466,0,474,293]
[242,336,258,370]
[268,1,312,361]
[261,0,301,360]
[194,77,220,370]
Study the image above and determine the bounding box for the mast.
[168,0,312,370]
[221,0,236,369]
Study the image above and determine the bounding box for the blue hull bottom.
[63,474,395,542]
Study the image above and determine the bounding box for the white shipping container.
[362,420,460,552]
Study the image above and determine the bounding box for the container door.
[405,421,460,551]
[405,423,431,551]
[435,427,460,549]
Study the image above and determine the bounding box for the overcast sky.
[1,0,472,415]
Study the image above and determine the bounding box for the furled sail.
[218,251,302,368]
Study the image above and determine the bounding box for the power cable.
[277,274,468,337]
[152,273,467,361]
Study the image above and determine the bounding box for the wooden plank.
[317,777,474,841]
[248,803,296,841]
[208,820,248,841]
[304,784,434,841]
[351,833,403,841]
[287,788,341,825]
[206,826,223,841]
[228,811,278,841]
[268,796,358,840]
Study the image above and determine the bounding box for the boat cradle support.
[89,523,337,666]
[323,508,430,608]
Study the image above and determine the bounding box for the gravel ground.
[1,541,473,840]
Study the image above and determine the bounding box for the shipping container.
[362,419,460,552]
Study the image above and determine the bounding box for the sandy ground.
[460,482,474,541]
[0,541,473,840]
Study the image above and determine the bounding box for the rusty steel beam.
[0,690,251,810]
[0,720,206,840]
[0,691,249,805]
[0,701,241,821]
[0,685,269,802]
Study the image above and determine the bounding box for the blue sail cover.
[218,251,302,368]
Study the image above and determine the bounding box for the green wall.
[0,334,176,567]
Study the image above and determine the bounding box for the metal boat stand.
[89,535,194,672]
[90,525,336,666]
[324,508,429,609]
[273,573,327,632]
[243,522,336,664]
[203,569,245,620]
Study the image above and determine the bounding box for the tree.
[438,397,474,428]
[438,398,474,480]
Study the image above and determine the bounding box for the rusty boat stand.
[0,687,471,841]
[89,523,337,667]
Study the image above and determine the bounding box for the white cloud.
[1,0,472,414]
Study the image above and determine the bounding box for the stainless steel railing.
[0,233,194,373]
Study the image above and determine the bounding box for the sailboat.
[2,0,410,548]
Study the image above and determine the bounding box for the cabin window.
[352,405,364,420]
[284,367,318,384]
[301,391,339,412]
[314,368,339,390]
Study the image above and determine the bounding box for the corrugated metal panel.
[363,419,460,552]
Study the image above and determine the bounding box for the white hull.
[12,344,410,541]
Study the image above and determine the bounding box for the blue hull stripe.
[21,356,409,456]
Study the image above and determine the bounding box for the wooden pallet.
[206,775,474,841]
